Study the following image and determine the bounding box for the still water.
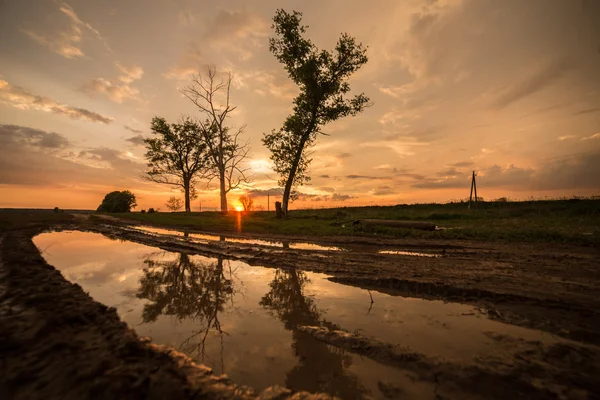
[34,231,557,399]
[125,224,438,255]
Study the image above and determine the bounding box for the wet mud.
[1,216,600,399]
[84,221,600,346]
[298,326,599,400]
[0,230,326,400]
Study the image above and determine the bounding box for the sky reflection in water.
[34,231,558,399]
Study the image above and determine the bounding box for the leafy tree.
[238,195,254,212]
[96,190,137,213]
[181,66,251,213]
[143,117,210,212]
[165,196,183,212]
[263,10,370,217]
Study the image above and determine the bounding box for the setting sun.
[235,205,244,212]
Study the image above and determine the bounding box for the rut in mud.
[2,217,600,400]
[28,228,600,399]
[84,220,600,346]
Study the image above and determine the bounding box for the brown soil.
[0,225,327,400]
[1,215,600,399]
[298,326,600,400]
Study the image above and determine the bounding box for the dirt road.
[1,216,599,399]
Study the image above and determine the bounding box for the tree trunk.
[219,170,227,213]
[282,133,312,216]
[184,178,191,212]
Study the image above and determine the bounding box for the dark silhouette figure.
[260,270,366,399]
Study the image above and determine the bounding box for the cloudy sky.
[1,0,599,210]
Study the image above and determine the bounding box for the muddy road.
[1,216,599,399]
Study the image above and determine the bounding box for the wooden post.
[275,201,283,219]
[468,171,477,209]
[467,171,477,210]
[473,171,478,207]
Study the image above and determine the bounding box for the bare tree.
[143,117,210,212]
[165,196,183,212]
[181,66,251,213]
[238,195,254,212]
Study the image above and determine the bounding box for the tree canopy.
[263,9,370,216]
[96,190,137,213]
[144,117,210,212]
[165,196,183,212]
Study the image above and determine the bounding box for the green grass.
[111,199,600,245]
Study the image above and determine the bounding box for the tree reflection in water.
[260,270,367,399]
[136,254,367,398]
[136,252,238,371]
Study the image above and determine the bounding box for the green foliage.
[144,116,210,212]
[263,9,370,209]
[97,190,137,213]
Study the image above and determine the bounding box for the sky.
[0,0,599,211]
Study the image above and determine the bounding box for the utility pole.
[468,171,478,209]
[199,200,202,212]
[267,190,270,212]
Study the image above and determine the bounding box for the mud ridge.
[298,326,600,400]
[40,222,600,346]
[0,229,330,400]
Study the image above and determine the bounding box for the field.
[120,198,600,245]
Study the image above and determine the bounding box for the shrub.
[97,190,137,213]
[148,208,156,213]
[165,196,183,212]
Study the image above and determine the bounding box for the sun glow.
[235,205,244,212]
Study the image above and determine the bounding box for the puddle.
[128,225,434,255]
[378,250,439,257]
[129,225,343,252]
[128,225,221,242]
[34,231,560,399]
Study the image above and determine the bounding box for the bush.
[97,190,137,213]
[53,207,62,213]
[165,196,183,212]
[148,208,156,213]
[140,209,146,213]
